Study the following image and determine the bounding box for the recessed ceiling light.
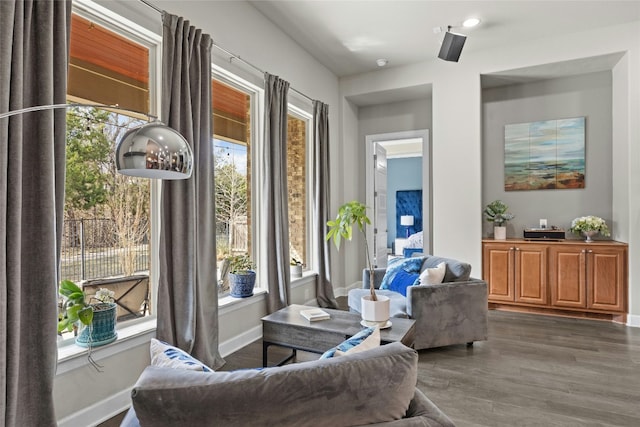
[376,58,388,67]
[463,18,481,28]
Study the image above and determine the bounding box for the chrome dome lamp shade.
[0,103,193,180]
[116,122,193,179]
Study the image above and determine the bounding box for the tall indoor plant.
[327,201,390,325]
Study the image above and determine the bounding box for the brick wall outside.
[287,115,306,266]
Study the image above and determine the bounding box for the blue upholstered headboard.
[395,190,422,237]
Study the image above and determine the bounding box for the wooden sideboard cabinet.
[483,242,547,305]
[482,239,628,321]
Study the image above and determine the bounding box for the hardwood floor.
[101,299,640,426]
[222,304,640,427]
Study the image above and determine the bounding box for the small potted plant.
[58,279,117,351]
[290,256,303,278]
[569,215,610,242]
[484,200,515,240]
[327,201,389,326]
[227,253,256,298]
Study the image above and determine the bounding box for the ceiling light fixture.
[462,18,481,28]
[376,58,388,67]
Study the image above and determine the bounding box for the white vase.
[361,295,390,326]
[583,230,598,242]
[290,264,302,278]
[494,226,507,240]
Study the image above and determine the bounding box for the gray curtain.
[157,13,224,370]
[312,101,338,308]
[263,73,291,313]
[0,1,71,425]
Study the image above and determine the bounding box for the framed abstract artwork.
[504,117,585,191]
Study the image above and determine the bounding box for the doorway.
[365,129,430,268]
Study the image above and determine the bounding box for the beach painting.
[504,117,585,191]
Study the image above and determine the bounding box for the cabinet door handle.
[588,250,593,253]
[509,247,515,251]
[515,247,520,251]
[582,249,586,253]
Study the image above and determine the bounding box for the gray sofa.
[349,255,488,350]
[121,342,453,426]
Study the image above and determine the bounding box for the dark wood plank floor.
[101,298,640,426]
[222,303,640,427]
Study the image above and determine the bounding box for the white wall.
[55,1,339,424]
[340,21,640,312]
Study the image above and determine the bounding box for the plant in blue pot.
[228,253,256,298]
[58,279,117,370]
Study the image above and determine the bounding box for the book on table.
[300,308,330,321]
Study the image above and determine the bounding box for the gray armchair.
[348,255,488,350]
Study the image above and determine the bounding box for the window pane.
[287,114,307,268]
[59,14,151,341]
[212,79,252,295]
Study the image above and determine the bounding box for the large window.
[212,72,313,295]
[212,77,254,295]
[59,5,159,342]
[287,110,310,270]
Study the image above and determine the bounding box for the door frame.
[365,129,431,263]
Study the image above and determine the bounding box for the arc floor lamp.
[0,102,193,180]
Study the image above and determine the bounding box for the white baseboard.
[334,281,362,298]
[628,314,640,327]
[57,388,132,427]
[219,324,262,357]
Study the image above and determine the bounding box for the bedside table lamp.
[400,215,414,238]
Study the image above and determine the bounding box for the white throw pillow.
[419,261,446,285]
[334,326,380,357]
[150,338,213,372]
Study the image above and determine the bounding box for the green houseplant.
[484,200,515,240]
[227,253,256,298]
[326,201,377,300]
[327,201,390,326]
[290,256,303,278]
[58,279,117,370]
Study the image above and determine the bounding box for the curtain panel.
[312,101,337,308]
[0,1,71,425]
[157,12,224,370]
[262,73,291,313]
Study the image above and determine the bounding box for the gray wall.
[482,71,613,240]
[387,157,422,246]
[358,97,432,139]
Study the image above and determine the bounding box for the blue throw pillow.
[320,327,377,359]
[150,338,213,372]
[380,256,424,290]
[388,269,420,297]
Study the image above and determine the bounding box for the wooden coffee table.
[261,304,415,367]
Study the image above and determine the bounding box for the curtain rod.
[213,44,314,103]
[139,0,315,103]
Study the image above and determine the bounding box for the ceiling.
[249,1,640,78]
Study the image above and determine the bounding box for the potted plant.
[326,201,389,326]
[58,279,117,369]
[484,200,515,240]
[290,256,303,278]
[227,253,256,298]
[569,215,610,242]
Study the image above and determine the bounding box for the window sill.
[56,317,157,375]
